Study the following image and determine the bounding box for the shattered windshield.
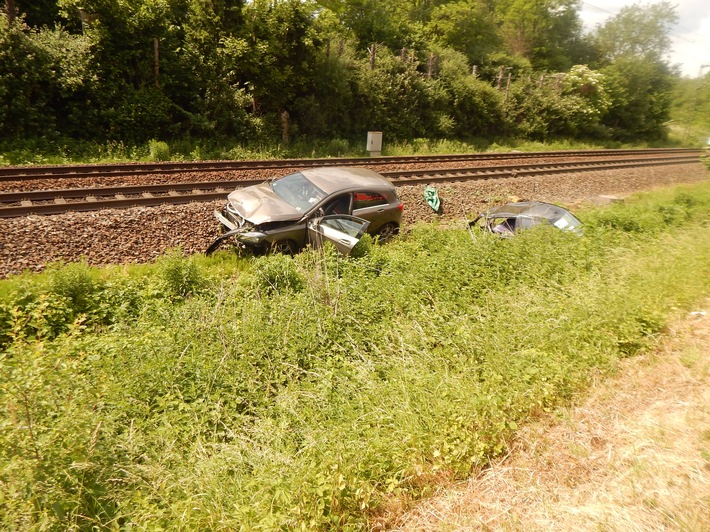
[519,204,583,235]
[270,172,327,212]
[546,211,583,234]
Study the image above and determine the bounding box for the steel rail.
[0,148,701,182]
[0,155,700,218]
[0,154,696,203]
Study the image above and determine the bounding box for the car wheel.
[375,223,399,243]
[269,239,297,255]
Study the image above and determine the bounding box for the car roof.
[301,167,394,194]
[485,201,574,219]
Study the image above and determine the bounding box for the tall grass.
[2,182,710,529]
[0,136,648,166]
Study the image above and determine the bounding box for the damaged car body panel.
[224,183,302,225]
[307,215,370,255]
[471,201,583,237]
[207,167,403,255]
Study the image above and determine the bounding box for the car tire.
[269,239,297,255]
[375,223,399,243]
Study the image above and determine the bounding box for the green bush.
[155,249,207,299]
[251,253,306,295]
[147,139,171,162]
[46,261,101,315]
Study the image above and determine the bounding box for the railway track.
[0,148,699,182]
[0,151,702,218]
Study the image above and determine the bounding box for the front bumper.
[207,209,268,254]
[215,209,238,231]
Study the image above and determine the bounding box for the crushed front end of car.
[206,219,258,256]
[206,202,305,255]
[206,207,278,255]
[206,177,306,254]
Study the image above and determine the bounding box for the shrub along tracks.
[0,149,702,217]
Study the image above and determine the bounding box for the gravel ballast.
[1,163,707,278]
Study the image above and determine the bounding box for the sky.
[579,0,710,77]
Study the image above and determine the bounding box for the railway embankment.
[1,161,707,278]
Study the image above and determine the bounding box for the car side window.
[517,216,537,230]
[491,217,515,234]
[320,217,367,237]
[353,192,387,210]
[323,195,352,215]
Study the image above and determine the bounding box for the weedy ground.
[2,181,710,529]
[392,303,710,531]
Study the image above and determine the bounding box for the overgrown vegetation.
[0,136,641,167]
[2,182,710,528]
[0,0,698,164]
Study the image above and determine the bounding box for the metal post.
[505,69,512,101]
[154,38,160,87]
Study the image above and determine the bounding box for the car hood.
[226,183,301,224]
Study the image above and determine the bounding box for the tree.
[496,0,584,72]
[502,65,612,140]
[592,1,677,64]
[180,0,253,137]
[350,50,432,139]
[425,0,500,68]
[47,0,252,140]
[431,46,504,138]
[234,0,321,140]
[560,65,611,126]
[590,2,679,141]
[13,0,62,28]
[0,15,57,138]
[601,57,676,141]
[317,0,412,50]
[50,0,184,140]
[671,73,710,145]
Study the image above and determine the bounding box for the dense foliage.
[2,182,710,528]
[0,0,693,153]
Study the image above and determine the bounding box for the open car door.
[307,215,370,255]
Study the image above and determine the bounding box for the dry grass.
[390,304,710,531]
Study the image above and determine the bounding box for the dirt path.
[391,303,710,531]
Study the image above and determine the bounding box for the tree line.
[0,0,682,148]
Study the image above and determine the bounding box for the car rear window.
[353,192,388,210]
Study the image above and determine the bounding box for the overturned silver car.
[206,167,403,255]
[470,201,583,236]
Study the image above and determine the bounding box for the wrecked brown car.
[207,167,403,255]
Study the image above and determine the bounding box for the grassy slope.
[2,182,710,529]
[394,301,710,530]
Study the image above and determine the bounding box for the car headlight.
[237,231,267,244]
